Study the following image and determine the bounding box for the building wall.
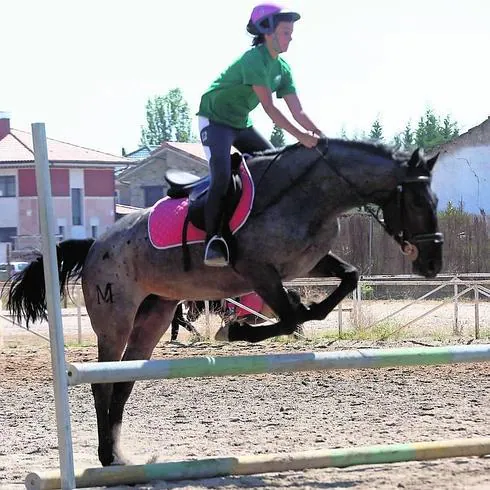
[18,168,70,196]
[0,166,116,248]
[431,118,490,214]
[18,197,39,235]
[116,149,207,208]
[432,146,490,213]
[85,197,115,236]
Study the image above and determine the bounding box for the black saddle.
[164,153,243,231]
[164,153,244,270]
[165,171,210,200]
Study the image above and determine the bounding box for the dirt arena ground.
[1,299,490,490]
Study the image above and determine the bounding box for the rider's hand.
[298,132,319,148]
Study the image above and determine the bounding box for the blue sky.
[2,0,489,155]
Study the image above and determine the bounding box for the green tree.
[270,124,286,147]
[369,118,384,142]
[415,108,440,148]
[440,115,459,141]
[401,122,414,151]
[140,88,192,145]
[439,199,466,217]
[413,108,459,149]
[391,133,402,151]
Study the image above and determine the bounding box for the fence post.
[453,282,459,335]
[77,287,82,345]
[354,282,362,329]
[474,286,480,340]
[338,301,343,337]
[32,123,75,489]
[204,300,211,339]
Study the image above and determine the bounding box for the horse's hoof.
[215,325,230,342]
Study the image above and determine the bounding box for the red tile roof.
[165,142,208,161]
[0,129,129,165]
[164,141,238,161]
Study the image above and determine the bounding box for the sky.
[2,0,489,156]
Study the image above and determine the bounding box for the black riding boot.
[204,197,230,267]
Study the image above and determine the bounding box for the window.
[91,225,98,238]
[0,176,15,197]
[144,186,163,207]
[71,188,83,225]
[0,227,16,243]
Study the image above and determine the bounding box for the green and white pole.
[26,437,490,490]
[67,344,490,385]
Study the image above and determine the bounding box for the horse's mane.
[249,138,408,163]
[248,143,300,158]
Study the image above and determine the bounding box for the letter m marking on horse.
[96,283,114,304]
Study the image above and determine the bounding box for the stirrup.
[204,235,230,267]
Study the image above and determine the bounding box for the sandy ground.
[1,299,490,490]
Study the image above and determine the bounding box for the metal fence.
[2,274,489,343]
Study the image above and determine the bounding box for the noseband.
[389,175,444,257]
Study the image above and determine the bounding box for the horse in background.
[171,289,303,341]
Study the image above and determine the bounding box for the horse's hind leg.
[108,295,178,463]
[89,302,140,466]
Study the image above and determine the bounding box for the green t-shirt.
[198,44,296,129]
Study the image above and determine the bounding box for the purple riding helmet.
[247,3,301,35]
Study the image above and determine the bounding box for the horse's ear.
[408,148,424,167]
[426,152,439,172]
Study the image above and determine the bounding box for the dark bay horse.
[6,138,443,466]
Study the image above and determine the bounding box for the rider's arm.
[253,85,317,147]
[284,93,322,136]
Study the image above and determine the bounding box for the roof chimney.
[0,112,11,140]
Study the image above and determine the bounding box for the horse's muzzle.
[411,233,444,278]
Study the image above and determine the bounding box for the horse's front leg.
[304,252,359,321]
[216,262,308,343]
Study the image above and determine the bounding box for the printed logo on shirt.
[274,75,282,86]
[201,130,208,143]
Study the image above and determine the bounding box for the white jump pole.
[67,344,490,385]
[32,123,76,489]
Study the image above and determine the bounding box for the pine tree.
[391,133,402,151]
[369,118,384,142]
[402,122,414,151]
[270,124,286,147]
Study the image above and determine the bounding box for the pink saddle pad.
[226,292,266,318]
[148,160,254,250]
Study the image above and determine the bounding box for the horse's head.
[381,148,443,278]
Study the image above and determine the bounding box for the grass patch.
[65,340,96,348]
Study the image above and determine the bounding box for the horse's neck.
[248,146,319,214]
[319,143,400,210]
[247,143,400,216]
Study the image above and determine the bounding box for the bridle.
[385,175,444,258]
[312,141,443,259]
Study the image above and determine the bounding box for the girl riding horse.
[198,3,322,266]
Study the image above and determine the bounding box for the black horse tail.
[5,238,95,327]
